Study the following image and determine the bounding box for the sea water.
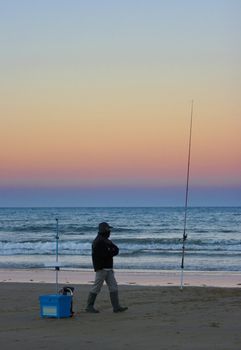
[0,207,240,271]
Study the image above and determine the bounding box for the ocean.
[0,207,240,271]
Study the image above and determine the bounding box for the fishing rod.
[180,100,194,290]
[55,218,60,294]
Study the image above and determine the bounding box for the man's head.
[98,222,113,237]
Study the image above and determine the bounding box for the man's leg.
[105,270,128,313]
[86,270,106,313]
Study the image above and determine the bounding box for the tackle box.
[39,294,72,318]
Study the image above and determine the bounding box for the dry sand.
[1,281,241,350]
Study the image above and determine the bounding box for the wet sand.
[1,268,241,287]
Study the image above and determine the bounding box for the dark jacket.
[92,233,119,271]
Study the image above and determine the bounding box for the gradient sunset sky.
[0,0,240,206]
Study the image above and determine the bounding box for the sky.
[0,0,240,206]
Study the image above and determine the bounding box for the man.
[86,222,128,313]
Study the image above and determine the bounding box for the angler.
[86,222,128,313]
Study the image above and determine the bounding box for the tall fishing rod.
[180,100,194,290]
[55,218,60,293]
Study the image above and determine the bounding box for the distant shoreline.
[0,205,240,208]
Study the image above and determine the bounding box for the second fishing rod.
[180,100,194,290]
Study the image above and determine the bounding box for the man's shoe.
[110,291,128,313]
[113,306,128,313]
[85,305,100,313]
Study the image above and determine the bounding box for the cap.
[98,222,113,233]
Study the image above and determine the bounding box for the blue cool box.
[39,294,72,318]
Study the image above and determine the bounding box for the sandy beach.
[1,270,241,349]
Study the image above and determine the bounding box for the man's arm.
[109,241,119,257]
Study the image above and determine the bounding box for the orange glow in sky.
[0,1,240,206]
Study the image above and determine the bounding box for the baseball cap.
[98,222,113,233]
